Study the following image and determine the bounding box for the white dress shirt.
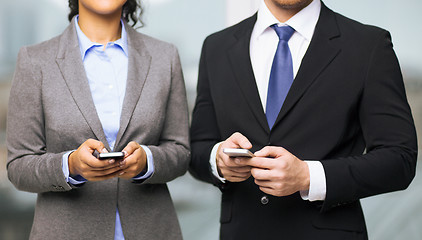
[210,0,326,201]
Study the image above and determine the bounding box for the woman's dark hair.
[68,0,143,27]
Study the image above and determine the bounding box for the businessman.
[190,0,418,239]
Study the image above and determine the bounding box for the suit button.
[261,195,269,205]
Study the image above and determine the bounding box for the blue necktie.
[266,25,295,129]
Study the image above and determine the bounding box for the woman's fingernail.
[119,160,125,168]
[109,159,115,164]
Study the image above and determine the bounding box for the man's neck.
[264,0,313,23]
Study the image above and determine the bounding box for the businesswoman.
[7,0,190,239]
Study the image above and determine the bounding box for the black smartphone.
[93,150,125,160]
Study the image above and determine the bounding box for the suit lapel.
[55,19,110,150]
[114,24,151,148]
[227,14,271,134]
[273,4,341,129]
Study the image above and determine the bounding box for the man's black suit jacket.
[190,3,417,240]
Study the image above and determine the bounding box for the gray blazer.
[7,18,190,240]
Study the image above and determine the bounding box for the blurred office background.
[0,0,421,239]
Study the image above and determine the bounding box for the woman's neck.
[78,9,122,45]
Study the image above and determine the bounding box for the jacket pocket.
[312,201,366,233]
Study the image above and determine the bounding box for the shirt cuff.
[300,161,326,201]
[62,151,87,185]
[132,145,154,180]
[209,142,226,183]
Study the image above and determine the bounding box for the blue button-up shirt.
[61,16,154,239]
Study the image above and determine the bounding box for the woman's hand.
[118,141,147,180]
[68,139,123,181]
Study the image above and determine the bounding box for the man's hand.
[69,139,123,181]
[118,141,147,180]
[245,146,310,197]
[216,132,253,182]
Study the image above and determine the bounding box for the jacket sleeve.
[7,47,73,193]
[142,45,191,184]
[189,37,225,187]
[321,31,418,212]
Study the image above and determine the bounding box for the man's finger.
[244,157,275,169]
[228,166,252,174]
[254,146,287,158]
[226,176,250,182]
[259,186,277,196]
[255,179,273,188]
[251,167,271,180]
[229,132,252,149]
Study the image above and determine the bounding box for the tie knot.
[271,25,295,41]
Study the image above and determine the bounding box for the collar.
[252,0,321,41]
[74,15,128,59]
